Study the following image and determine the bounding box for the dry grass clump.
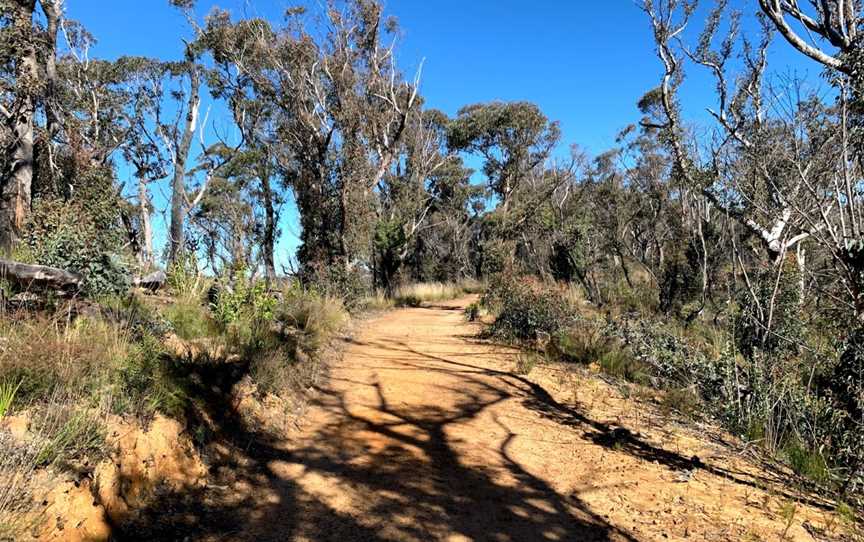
[0,314,132,407]
[394,282,462,306]
[360,290,395,311]
[0,429,41,540]
[276,292,348,354]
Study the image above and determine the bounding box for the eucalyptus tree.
[0,0,64,250]
[373,108,474,290]
[201,1,423,279]
[447,101,560,217]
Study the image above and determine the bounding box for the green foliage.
[0,378,22,418]
[613,318,721,393]
[478,238,512,277]
[784,440,830,485]
[211,269,277,327]
[734,263,804,360]
[829,327,864,490]
[113,331,188,418]
[166,254,207,300]
[24,167,132,297]
[464,302,480,321]
[305,263,369,311]
[483,275,576,341]
[163,296,215,340]
[34,410,106,468]
[374,218,407,290]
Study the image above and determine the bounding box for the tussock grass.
[163,294,217,340]
[0,378,21,419]
[360,290,395,311]
[277,292,348,354]
[0,315,132,406]
[393,280,481,307]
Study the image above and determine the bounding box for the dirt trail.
[143,296,843,542]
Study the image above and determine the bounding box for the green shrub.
[23,168,133,297]
[613,318,722,395]
[33,408,106,468]
[785,440,830,485]
[163,296,216,340]
[166,254,208,300]
[465,302,481,322]
[483,275,576,341]
[305,263,368,311]
[112,331,189,417]
[830,327,864,491]
[211,267,277,328]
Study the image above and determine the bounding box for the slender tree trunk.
[138,177,154,269]
[261,169,277,282]
[1,0,38,252]
[40,0,61,145]
[168,61,200,265]
[339,182,350,267]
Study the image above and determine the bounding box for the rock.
[132,270,167,292]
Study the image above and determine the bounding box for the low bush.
[163,295,217,340]
[276,288,348,355]
[482,275,576,341]
[210,269,277,328]
[305,263,369,311]
[464,302,481,322]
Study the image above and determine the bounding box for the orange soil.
[186,296,847,541]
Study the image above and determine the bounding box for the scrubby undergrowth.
[0,269,477,538]
[478,273,864,521]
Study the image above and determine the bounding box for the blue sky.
[64,0,826,268]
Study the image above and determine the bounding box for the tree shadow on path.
[113,333,641,541]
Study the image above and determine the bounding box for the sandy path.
[154,296,841,542]
[268,297,631,542]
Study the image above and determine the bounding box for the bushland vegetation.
[0,0,863,534]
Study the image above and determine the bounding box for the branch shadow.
[365,336,836,512]
[109,336,639,541]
